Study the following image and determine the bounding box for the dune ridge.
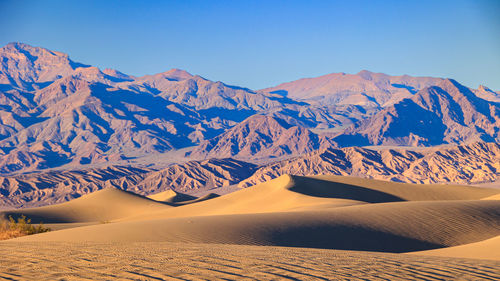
[2,188,170,223]
[9,199,500,254]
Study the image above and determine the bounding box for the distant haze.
[0,0,499,90]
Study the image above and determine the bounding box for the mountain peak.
[162,68,193,80]
[478,85,493,93]
[2,42,68,58]
[137,68,194,82]
[356,69,374,76]
[102,68,133,80]
[0,42,89,88]
[335,77,500,147]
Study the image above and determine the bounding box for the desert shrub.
[0,215,51,240]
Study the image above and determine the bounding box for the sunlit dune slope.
[1,188,170,223]
[483,193,500,200]
[412,235,500,260]
[126,174,499,220]
[174,193,220,206]
[147,189,197,203]
[4,174,498,224]
[133,175,367,220]
[4,175,500,254]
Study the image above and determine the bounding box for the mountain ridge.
[238,142,500,187]
[0,42,499,177]
[334,79,500,146]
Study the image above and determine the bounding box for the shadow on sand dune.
[288,175,404,203]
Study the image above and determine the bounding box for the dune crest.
[2,188,169,223]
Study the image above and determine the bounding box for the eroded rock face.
[238,142,500,187]
[1,142,498,208]
[188,115,334,161]
[0,158,257,208]
[127,158,258,194]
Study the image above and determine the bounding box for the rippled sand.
[1,242,499,280]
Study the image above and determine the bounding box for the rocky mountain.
[188,115,333,161]
[473,85,500,103]
[0,42,88,90]
[131,69,292,111]
[2,142,497,208]
[239,142,500,187]
[126,158,257,194]
[0,42,499,176]
[0,43,298,174]
[334,79,500,146]
[0,166,152,207]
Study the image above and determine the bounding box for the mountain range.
[0,142,498,208]
[0,42,499,206]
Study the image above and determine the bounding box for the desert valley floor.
[1,175,499,280]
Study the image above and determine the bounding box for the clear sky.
[1,0,499,90]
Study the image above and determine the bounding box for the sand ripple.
[0,242,499,280]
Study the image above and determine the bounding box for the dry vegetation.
[0,215,50,240]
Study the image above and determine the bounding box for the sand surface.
[0,242,499,281]
[413,235,500,261]
[3,188,171,223]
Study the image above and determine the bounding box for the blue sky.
[1,0,499,90]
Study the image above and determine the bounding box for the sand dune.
[413,235,500,261]
[124,174,500,221]
[1,188,170,223]
[2,174,500,278]
[10,200,500,253]
[291,175,498,201]
[147,189,220,206]
[129,175,368,220]
[147,189,197,203]
[4,174,498,226]
[483,193,500,200]
[175,193,220,206]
